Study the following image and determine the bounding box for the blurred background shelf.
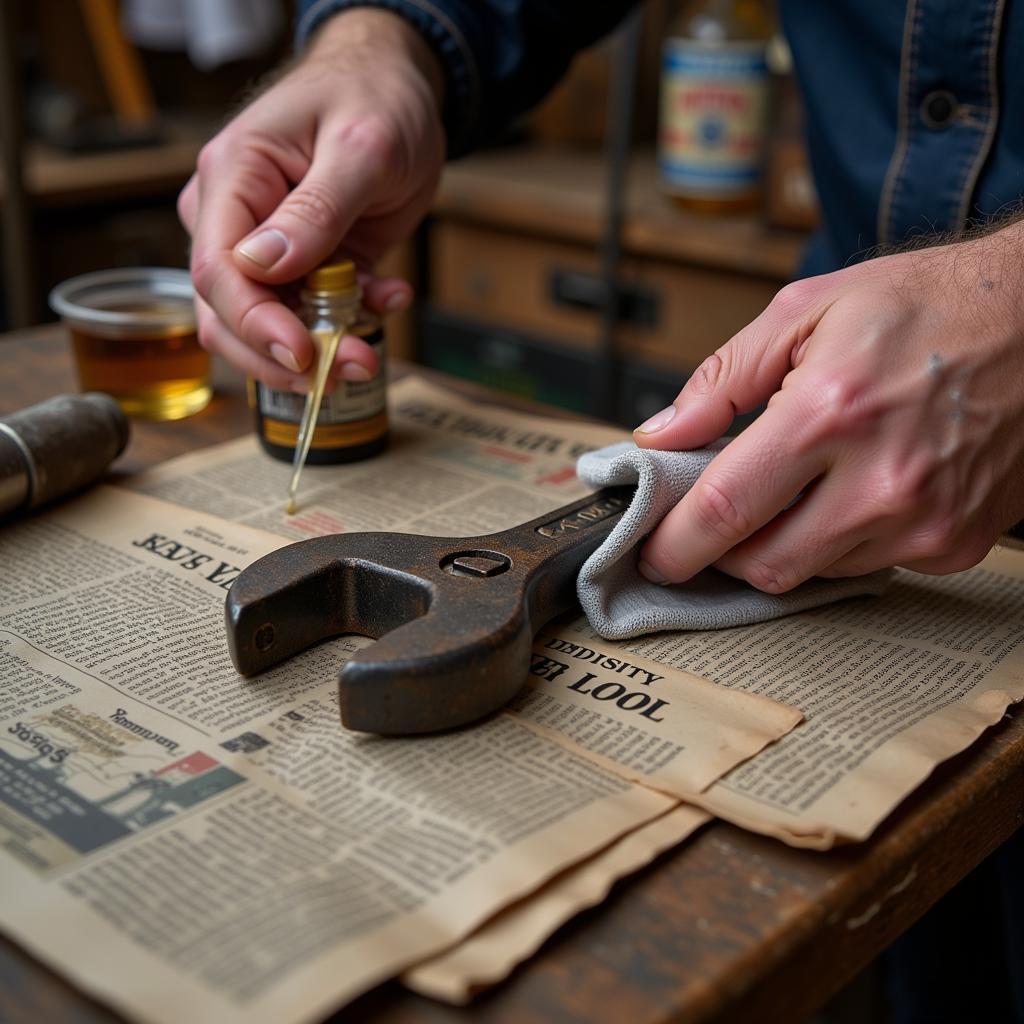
[425,145,807,424]
[435,146,804,278]
[13,119,207,206]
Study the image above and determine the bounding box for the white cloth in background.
[575,441,892,640]
[124,0,282,70]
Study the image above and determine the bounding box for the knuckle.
[338,115,403,170]
[770,280,813,319]
[191,248,233,303]
[800,373,872,444]
[816,374,862,425]
[176,182,194,229]
[232,159,285,204]
[643,540,691,583]
[915,516,963,562]
[869,469,919,521]
[743,555,796,595]
[691,478,751,541]
[280,179,344,233]
[196,138,228,177]
[238,301,272,346]
[686,353,724,397]
[190,251,223,301]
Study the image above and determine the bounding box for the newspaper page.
[579,542,1024,847]
[125,376,628,540]
[125,377,802,792]
[122,376,1024,851]
[0,486,677,1024]
[404,804,711,1003]
[512,628,801,794]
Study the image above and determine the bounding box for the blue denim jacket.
[296,0,1022,276]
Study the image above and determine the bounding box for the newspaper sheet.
[403,804,710,1002]
[126,375,628,539]
[120,376,1024,851]
[517,627,800,795]
[0,486,677,1024]
[589,542,1024,847]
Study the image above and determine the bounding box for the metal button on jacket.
[921,89,958,129]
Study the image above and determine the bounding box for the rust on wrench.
[225,486,635,735]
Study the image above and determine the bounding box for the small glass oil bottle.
[252,260,388,464]
[658,0,773,213]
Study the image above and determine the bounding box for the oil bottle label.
[658,39,769,197]
[256,333,387,450]
[258,376,385,425]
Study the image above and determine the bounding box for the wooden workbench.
[1,328,1022,1024]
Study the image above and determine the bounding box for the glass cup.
[49,267,211,421]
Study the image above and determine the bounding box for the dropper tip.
[285,498,298,516]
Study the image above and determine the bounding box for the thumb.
[634,285,820,450]
[232,127,390,282]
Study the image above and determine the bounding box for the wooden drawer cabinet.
[420,147,804,424]
[428,219,782,376]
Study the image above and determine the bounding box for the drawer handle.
[548,269,659,328]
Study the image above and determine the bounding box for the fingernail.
[639,560,671,585]
[635,405,676,434]
[270,343,301,372]
[385,292,410,313]
[339,361,373,382]
[237,229,288,269]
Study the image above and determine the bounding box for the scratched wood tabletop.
[1,328,1022,1024]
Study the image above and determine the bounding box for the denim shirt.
[295,0,1023,276]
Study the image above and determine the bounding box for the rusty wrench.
[225,486,634,735]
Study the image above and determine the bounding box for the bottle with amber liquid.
[252,260,388,464]
[658,0,773,212]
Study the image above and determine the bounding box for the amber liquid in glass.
[70,301,211,421]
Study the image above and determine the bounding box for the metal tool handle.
[226,485,635,734]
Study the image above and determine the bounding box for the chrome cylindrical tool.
[0,393,129,518]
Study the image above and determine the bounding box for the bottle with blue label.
[658,0,772,212]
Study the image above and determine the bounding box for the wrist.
[955,216,1024,329]
[305,7,445,112]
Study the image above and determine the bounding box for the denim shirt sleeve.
[295,0,636,157]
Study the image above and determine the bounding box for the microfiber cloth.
[575,441,892,640]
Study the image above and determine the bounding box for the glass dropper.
[285,261,361,514]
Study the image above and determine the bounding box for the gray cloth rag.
[575,440,892,640]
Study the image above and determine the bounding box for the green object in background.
[427,350,590,413]
[419,310,594,414]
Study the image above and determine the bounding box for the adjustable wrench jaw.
[225,487,633,735]
[339,597,534,734]
[225,533,434,677]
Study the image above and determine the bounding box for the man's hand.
[634,224,1024,591]
[178,9,445,391]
